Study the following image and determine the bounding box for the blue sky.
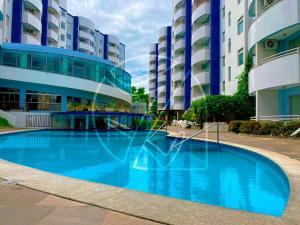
[68,0,172,91]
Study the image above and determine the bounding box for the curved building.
[0,0,125,68]
[248,0,300,118]
[191,0,211,101]
[0,43,131,112]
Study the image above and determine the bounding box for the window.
[222,56,225,67]
[237,16,244,35]
[61,11,65,17]
[67,33,72,40]
[228,38,231,53]
[67,22,71,30]
[228,12,231,26]
[228,66,231,81]
[61,34,65,42]
[222,31,225,42]
[238,48,244,66]
[222,81,225,92]
[238,0,241,4]
[61,22,65,29]
[222,7,225,18]
[289,95,300,115]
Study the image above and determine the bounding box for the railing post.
[217,122,220,144]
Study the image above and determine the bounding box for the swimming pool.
[0,130,290,217]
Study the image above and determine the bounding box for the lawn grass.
[0,117,12,128]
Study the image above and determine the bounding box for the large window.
[289,95,300,115]
[238,48,244,66]
[237,16,244,35]
[0,88,20,110]
[26,92,62,111]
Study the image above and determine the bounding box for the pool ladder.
[147,121,167,142]
[173,122,220,148]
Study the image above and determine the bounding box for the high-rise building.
[0,0,125,68]
[0,0,131,116]
[248,0,300,118]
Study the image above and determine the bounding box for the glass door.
[289,95,300,115]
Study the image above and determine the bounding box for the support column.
[61,95,67,112]
[70,115,75,129]
[85,115,89,130]
[107,115,111,130]
[19,88,26,111]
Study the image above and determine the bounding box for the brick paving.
[0,179,163,225]
[168,126,300,161]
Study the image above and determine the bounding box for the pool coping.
[0,130,299,225]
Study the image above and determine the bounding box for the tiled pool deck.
[0,128,300,225]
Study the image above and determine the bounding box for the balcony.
[174,23,185,37]
[79,41,94,53]
[149,63,156,71]
[21,33,40,45]
[48,0,60,15]
[191,71,210,87]
[174,7,185,24]
[158,85,166,93]
[108,45,119,56]
[249,48,300,94]
[248,0,300,50]
[173,87,185,97]
[47,29,59,43]
[158,63,166,72]
[22,11,41,32]
[79,30,94,41]
[23,0,43,13]
[158,97,166,104]
[149,54,156,63]
[173,0,183,8]
[108,35,119,46]
[159,40,167,50]
[158,75,166,83]
[108,55,119,64]
[174,39,185,50]
[48,14,59,29]
[192,25,210,45]
[192,1,210,24]
[191,48,210,66]
[149,82,156,89]
[149,91,155,98]
[174,55,185,67]
[173,71,185,82]
[172,102,184,110]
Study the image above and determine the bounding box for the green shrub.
[0,117,11,128]
[240,121,261,135]
[258,121,284,136]
[282,121,300,137]
[182,109,196,122]
[229,120,300,137]
[152,119,165,129]
[229,121,244,133]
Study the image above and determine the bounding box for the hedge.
[229,120,300,137]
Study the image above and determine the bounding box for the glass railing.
[0,45,131,94]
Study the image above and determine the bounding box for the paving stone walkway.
[0,179,163,225]
[168,126,300,161]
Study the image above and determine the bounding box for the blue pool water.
[0,130,290,217]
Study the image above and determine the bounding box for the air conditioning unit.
[264,39,278,50]
[264,0,274,7]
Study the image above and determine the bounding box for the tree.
[131,86,149,104]
[191,55,255,123]
[150,100,158,116]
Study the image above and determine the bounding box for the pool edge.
[0,130,299,225]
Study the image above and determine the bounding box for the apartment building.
[0,0,131,116]
[248,0,300,119]
[0,0,125,69]
[149,0,253,116]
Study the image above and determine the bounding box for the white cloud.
[67,0,172,89]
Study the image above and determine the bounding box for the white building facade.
[0,0,125,68]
